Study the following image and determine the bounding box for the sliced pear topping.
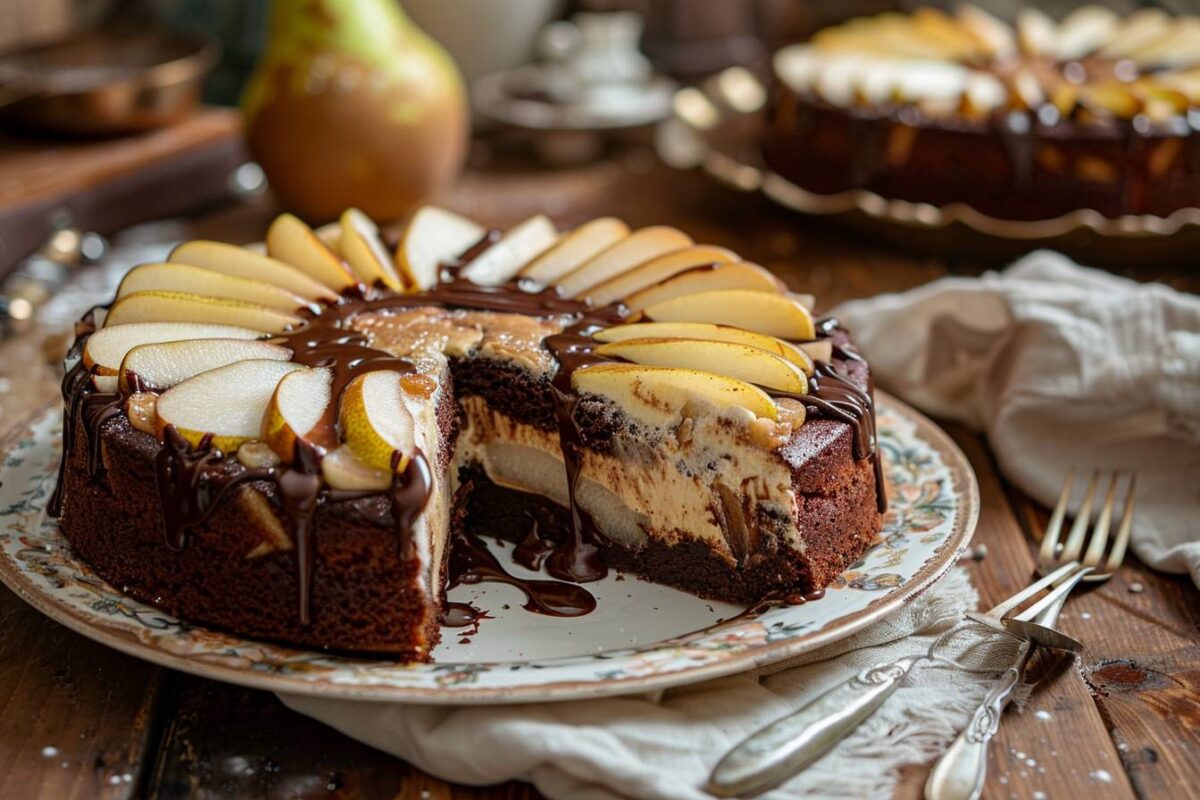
[341,208,406,291]
[593,321,814,375]
[169,240,337,303]
[82,321,266,387]
[396,205,485,290]
[798,339,834,364]
[556,226,693,298]
[641,289,816,341]
[595,338,808,394]
[956,5,1017,59]
[105,291,302,333]
[584,244,738,306]
[1054,6,1119,60]
[120,338,292,393]
[520,217,630,285]
[460,214,558,286]
[261,366,333,462]
[155,359,303,451]
[117,263,313,313]
[340,371,417,472]
[313,221,342,252]
[622,262,785,311]
[573,363,778,426]
[1016,8,1058,57]
[1098,9,1170,59]
[321,445,392,492]
[266,213,358,291]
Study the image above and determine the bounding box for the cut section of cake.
[52,207,884,659]
[765,5,1200,221]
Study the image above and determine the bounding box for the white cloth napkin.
[283,569,1021,800]
[834,251,1200,586]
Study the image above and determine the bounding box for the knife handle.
[708,657,920,798]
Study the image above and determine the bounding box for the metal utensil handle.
[925,577,1079,800]
[708,657,920,798]
[923,660,1022,800]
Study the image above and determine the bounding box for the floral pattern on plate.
[0,392,977,703]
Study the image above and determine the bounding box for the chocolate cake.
[764,6,1200,221]
[51,206,884,659]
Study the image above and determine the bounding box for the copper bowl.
[0,28,219,135]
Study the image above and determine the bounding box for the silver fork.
[707,470,1134,799]
[708,560,1076,795]
[925,470,1136,800]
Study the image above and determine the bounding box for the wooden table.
[1,144,1197,800]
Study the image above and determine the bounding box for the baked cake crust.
[52,208,885,658]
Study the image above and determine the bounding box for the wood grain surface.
[0,142,1196,800]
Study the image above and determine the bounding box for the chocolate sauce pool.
[50,231,882,630]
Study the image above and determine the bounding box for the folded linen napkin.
[283,569,1023,800]
[834,251,1200,587]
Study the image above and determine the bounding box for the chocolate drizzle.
[51,234,885,632]
[447,527,596,617]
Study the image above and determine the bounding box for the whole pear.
[242,0,469,223]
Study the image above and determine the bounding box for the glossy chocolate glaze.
[50,232,883,630]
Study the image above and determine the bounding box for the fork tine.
[1060,470,1099,563]
[1084,473,1119,568]
[1104,475,1136,574]
[989,561,1080,618]
[1038,469,1074,566]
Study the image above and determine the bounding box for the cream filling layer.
[453,396,809,562]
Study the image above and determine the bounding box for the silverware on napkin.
[709,470,1135,799]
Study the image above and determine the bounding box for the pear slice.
[621,262,785,311]
[321,445,392,491]
[120,338,292,394]
[520,217,630,286]
[170,241,337,303]
[593,321,814,375]
[1127,19,1200,69]
[266,213,358,291]
[396,205,485,290]
[555,226,693,298]
[798,340,834,364]
[642,289,816,341]
[261,366,333,462]
[573,363,777,426]
[595,338,808,394]
[339,371,416,472]
[460,214,558,286]
[584,244,738,306]
[1098,9,1170,59]
[1054,6,1119,60]
[1016,8,1058,57]
[155,359,304,451]
[341,208,406,291]
[956,5,1017,59]
[117,263,313,313]
[314,221,342,253]
[82,321,267,392]
[105,291,302,333]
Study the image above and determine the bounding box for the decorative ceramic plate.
[656,66,1200,260]
[0,392,976,704]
